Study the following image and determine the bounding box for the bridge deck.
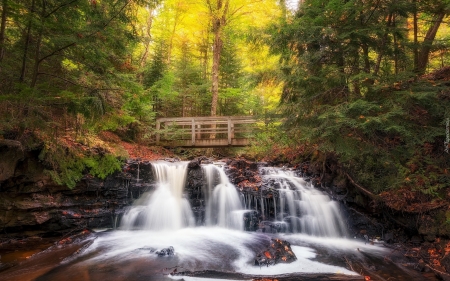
[156,116,259,147]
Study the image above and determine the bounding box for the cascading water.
[122,162,347,236]
[30,161,408,281]
[203,164,245,230]
[121,161,195,230]
[258,167,348,237]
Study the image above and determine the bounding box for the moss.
[41,145,123,189]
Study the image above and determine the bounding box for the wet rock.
[0,140,24,182]
[384,232,394,243]
[224,159,261,190]
[0,150,152,238]
[188,159,201,169]
[258,221,287,233]
[156,246,174,256]
[243,210,259,231]
[254,239,296,267]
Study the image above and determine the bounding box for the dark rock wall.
[0,143,153,238]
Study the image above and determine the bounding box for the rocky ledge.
[0,140,156,238]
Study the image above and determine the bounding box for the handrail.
[156,116,259,147]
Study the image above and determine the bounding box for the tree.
[204,0,280,117]
[0,0,160,134]
[206,0,230,117]
[269,0,450,195]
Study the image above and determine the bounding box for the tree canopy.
[268,0,450,196]
[0,0,449,194]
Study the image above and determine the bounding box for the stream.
[0,161,434,281]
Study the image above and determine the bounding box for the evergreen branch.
[38,72,121,91]
[44,0,79,18]
[363,0,380,25]
[37,0,133,66]
[86,0,133,38]
[38,42,76,64]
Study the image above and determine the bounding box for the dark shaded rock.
[255,239,296,267]
[243,210,259,231]
[156,246,174,256]
[0,148,152,237]
[188,159,201,169]
[0,140,24,182]
[384,232,394,243]
[224,159,261,190]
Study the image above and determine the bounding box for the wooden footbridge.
[156,116,260,147]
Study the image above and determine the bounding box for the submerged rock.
[156,246,175,256]
[254,239,296,267]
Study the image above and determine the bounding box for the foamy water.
[72,228,368,277]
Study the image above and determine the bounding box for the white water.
[259,167,348,237]
[74,228,362,275]
[121,162,245,231]
[204,164,245,230]
[121,161,195,230]
[35,161,395,280]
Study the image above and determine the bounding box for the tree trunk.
[417,12,446,75]
[361,43,370,74]
[413,1,419,72]
[393,14,398,74]
[138,8,153,83]
[201,29,209,80]
[208,0,230,118]
[373,13,392,76]
[210,19,222,117]
[31,1,46,88]
[167,2,183,64]
[20,0,36,83]
[0,0,7,71]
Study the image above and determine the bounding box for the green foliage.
[247,122,303,162]
[40,145,123,189]
[0,0,158,141]
[84,154,123,180]
[269,0,450,196]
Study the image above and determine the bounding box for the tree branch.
[44,0,79,18]
[38,72,121,91]
[37,0,133,67]
[345,172,379,200]
[38,42,76,64]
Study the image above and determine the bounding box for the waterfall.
[203,164,245,230]
[260,167,348,237]
[121,162,195,230]
[121,161,348,237]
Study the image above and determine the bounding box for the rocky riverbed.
[1,140,450,280]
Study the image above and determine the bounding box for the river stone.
[156,246,175,256]
[254,239,296,267]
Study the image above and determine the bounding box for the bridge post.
[227,117,233,145]
[196,124,201,140]
[191,119,195,145]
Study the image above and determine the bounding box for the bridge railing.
[156,116,260,147]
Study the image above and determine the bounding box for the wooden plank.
[159,138,251,147]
